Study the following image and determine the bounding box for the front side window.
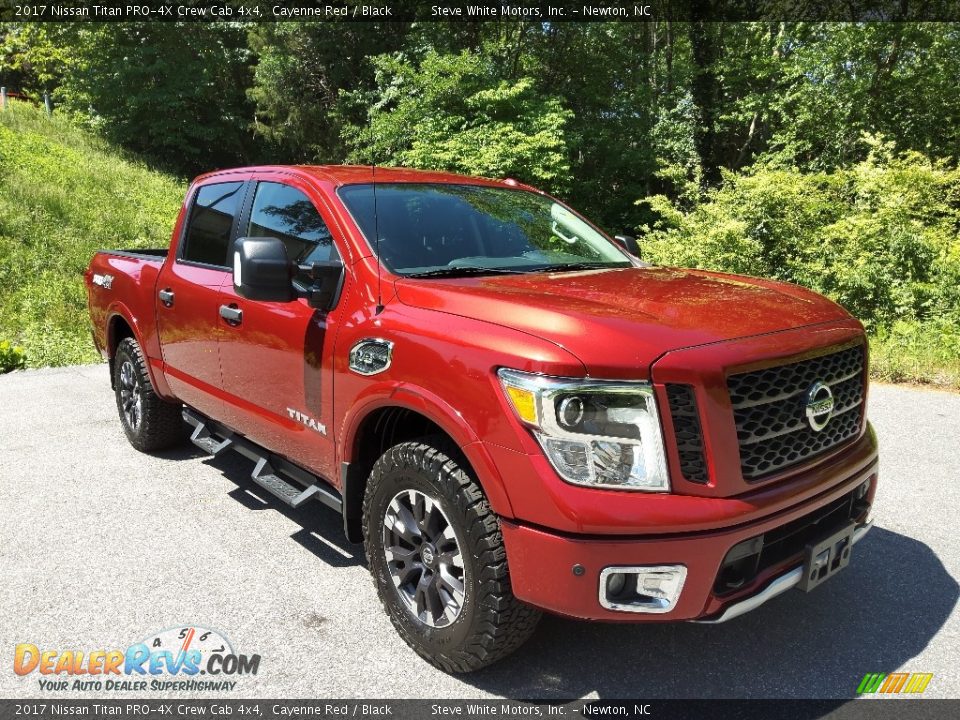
[247,182,339,288]
[337,183,631,277]
[181,181,244,267]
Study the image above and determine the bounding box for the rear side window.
[181,181,244,267]
[247,182,339,287]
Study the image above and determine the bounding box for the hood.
[394,266,854,377]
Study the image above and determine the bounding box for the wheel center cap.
[420,545,437,568]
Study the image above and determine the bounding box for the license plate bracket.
[799,521,856,592]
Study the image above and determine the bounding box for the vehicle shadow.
[157,440,365,569]
[461,527,957,702]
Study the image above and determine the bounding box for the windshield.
[337,183,631,276]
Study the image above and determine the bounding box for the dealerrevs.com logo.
[14,626,261,692]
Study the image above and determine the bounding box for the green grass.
[0,102,185,367]
[869,320,960,390]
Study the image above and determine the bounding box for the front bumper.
[692,518,873,623]
[500,462,877,622]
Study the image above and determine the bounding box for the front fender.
[339,382,515,518]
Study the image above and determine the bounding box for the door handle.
[158,289,175,307]
[219,304,242,325]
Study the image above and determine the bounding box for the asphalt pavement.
[1,364,958,699]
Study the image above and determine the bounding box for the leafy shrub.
[640,138,960,387]
[640,138,960,333]
[0,339,26,373]
[870,319,960,388]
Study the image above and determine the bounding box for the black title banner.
[4,0,960,23]
[4,700,960,720]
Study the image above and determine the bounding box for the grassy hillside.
[0,102,185,368]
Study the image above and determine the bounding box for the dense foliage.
[0,21,958,384]
[340,49,573,188]
[642,139,960,331]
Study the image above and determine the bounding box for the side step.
[189,422,233,456]
[251,458,331,509]
[183,408,342,513]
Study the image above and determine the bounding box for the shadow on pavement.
[461,527,957,700]
[166,441,366,569]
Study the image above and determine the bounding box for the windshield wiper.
[528,262,628,273]
[405,266,530,278]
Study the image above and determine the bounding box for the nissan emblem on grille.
[804,381,835,431]
[726,345,865,480]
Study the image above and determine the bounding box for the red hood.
[394,266,854,377]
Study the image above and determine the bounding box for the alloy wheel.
[118,360,143,431]
[382,488,466,628]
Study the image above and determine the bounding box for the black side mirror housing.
[233,236,345,311]
[613,235,642,258]
[300,260,345,311]
[233,237,296,303]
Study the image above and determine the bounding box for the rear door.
[216,175,350,481]
[157,177,249,417]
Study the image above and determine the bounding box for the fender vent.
[666,384,708,484]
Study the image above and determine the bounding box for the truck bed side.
[85,249,167,374]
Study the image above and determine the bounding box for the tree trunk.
[688,18,720,183]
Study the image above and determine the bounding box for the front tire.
[363,438,541,673]
[113,337,184,452]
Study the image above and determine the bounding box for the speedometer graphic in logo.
[140,626,233,672]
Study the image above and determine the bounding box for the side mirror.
[300,260,345,311]
[232,236,345,311]
[233,237,296,303]
[613,235,642,258]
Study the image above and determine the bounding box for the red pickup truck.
[86,165,877,672]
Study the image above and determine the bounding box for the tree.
[340,49,573,191]
[247,21,409,163]
[55,23,254,174]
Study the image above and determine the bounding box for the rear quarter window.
[181,181,245,267]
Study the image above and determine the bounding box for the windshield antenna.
[372,162,384,314]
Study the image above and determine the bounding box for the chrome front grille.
[727,344,866,481]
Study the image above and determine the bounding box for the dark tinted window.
[338,183,628,275]
[247,182,339,287]
[182,182,244,266]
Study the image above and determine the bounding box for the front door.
[157,179,247,417]
[216,178,348,482]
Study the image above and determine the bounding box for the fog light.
[599,565,687,613]
[605,572,627,597]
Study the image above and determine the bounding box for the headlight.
[498,369,670,492]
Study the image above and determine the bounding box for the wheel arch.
[106,312,137,389]
[339,393,514,543]
[105,306,169,398]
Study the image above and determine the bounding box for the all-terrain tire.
[363,437,541,673]
[113,337,184,452]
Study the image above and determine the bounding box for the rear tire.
[363,437,541,673]
[113,337,184,452]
